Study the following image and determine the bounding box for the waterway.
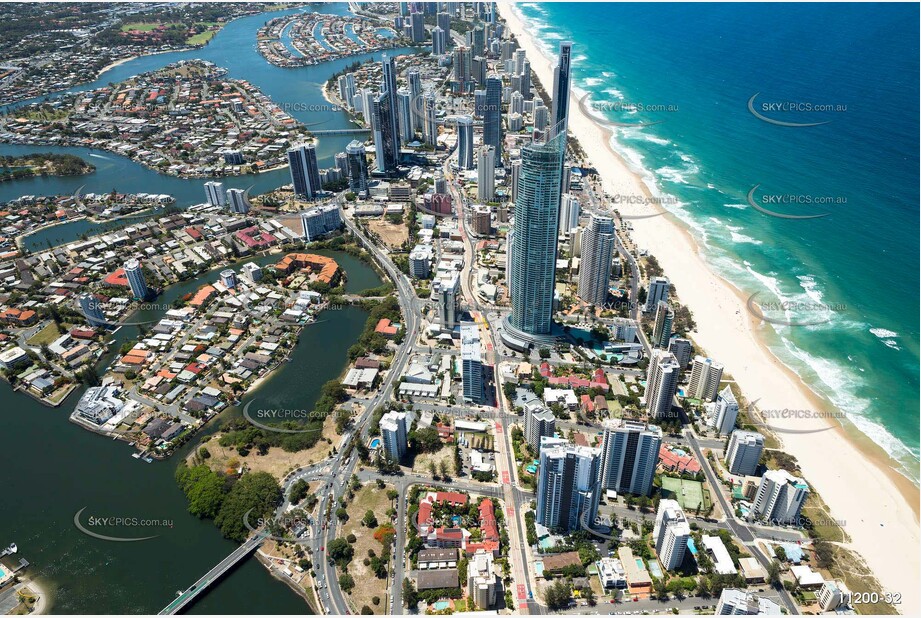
[2,3,416,251]
[0,3,391,613]
[0,247,381,614]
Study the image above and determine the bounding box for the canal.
[2,2,416,251]
[0,2,392,613]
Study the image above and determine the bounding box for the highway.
[275,203,421,615]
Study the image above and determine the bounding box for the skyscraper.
[509,158,521,203]
[558,194,580,234]
[431,26,446,55]
[380,411,409,462]
[652,301,674,348]
[537,444,601,532]
[461,322,484,403]
[667,337,693,370]
[551,41,572,140]
[396,87,414,142]
[124,259,149,301]
[644,349,680,418]
[337,73,356,109]
[504,126,565,342]
[524,401,556,452]
[431,272,459,330]
[577,213,615,307]
[644,276,670,312]
[287,143,322,199]
[300,204,342,241]
[423,92,438,145]
[688,355,724,402]
[79,293,107,328]
[725,430,764,477]
[346,140,369,195]
[477,145,495,202]
[654,499,691,571]
[436,11,451,41]
[483,75,503,159]
[204,181,226,208]
[708,386,740,436]
[598,419,662,497]
[407,68,423,132]
[371,92,399,172]
[410,11,425,43]
[752,469,809,525]
[334,151,349,178]
[456,115,474,170]
[226,188,249,214]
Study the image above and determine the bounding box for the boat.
[131,453,141,459]
[143,457,154,463]
[128,441,135,447]
[4,543,17,554]
[107,339,116,345]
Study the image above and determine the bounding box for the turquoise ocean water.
[514,2,919,481]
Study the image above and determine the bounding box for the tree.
[363,509,378,528]
[767,561,781,588]
[360,605,373,615]
[175,464,226,519]
[327,537,354,567]
[339,573,355,592]
[213,472,281,542]
[402,578,418,607]
[584,587,596,606]
[542,580,572,610]
[336,507,349,521]
[289,479,310,506]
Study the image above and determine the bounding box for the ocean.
[514,2,920,481]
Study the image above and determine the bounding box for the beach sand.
[498,3,919,612]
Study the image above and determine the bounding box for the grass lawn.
[340,483,396,614]
[659,477,711,512]
[27,321,67,346]
[186,30,216,45]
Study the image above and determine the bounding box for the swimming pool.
[433,601,450,611]
[369,437,381,449]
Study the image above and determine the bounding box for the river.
[0,3,390,613]
[1,3,416,252]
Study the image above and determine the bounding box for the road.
[276,204,421,615]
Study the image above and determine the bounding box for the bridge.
[308,128,372,136]
[158,533,265,615]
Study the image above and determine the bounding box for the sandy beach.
[498,2,919,612]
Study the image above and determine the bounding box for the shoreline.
[498,3,919,612]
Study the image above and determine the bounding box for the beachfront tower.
[551,41,573,141]
[578,213,616,307]
[461,322,484,404]
[124,259,150,301]
[502,123,566,347]
[644,276,670,312]
[644,349,680,418]
[599,418,662,497]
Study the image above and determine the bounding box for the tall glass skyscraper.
[483,75,503,160]
[551,41,572,140]
[505,125,565,338]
